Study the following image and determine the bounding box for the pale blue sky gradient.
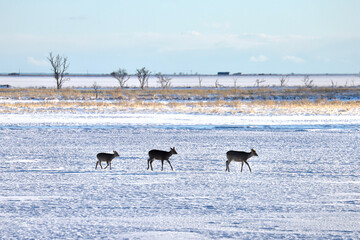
[1,0,359,74]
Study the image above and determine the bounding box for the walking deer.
[147,147,177,171]
[225,149,258,172]
[95,151,119,170]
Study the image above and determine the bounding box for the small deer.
[147,147,177,171]
[225,149,258,172]
[95,151,119,170]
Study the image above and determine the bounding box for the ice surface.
[1,113,360,239]
[1,74,359,88]
[1,113,360,131]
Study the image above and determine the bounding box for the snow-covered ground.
[1,113,360,239]
[1,74,360,88]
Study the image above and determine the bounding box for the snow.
[1,112,360,239]
[1,74,359,88]
[2,113,360,130]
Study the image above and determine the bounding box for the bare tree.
[233,78,238,93]
[255,79,266,87]
[111,68,130,88]
[279,75,289,87]
[92,82,100,99]
[215,79,223,88]
[302,75,314,88]
[198,76,202,88]
[136,67,150,89]
[331,79,337,88]
[47,52,70,89]
[156,72,172,89]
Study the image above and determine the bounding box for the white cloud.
[250,55,268,62]
[188,30,201,36]
[282,56,305,63]
[27,57,49,66]
[242,33,284,43]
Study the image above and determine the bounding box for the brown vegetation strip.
[0,99,359,115]
[1,87,359,101]
[1,87,359,115]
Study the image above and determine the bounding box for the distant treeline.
[1,73,359,77]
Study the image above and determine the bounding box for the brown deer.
[95,151,119,170]
[225,149,258,172]
[147,147,177,171]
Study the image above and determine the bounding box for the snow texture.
[1,113,360,239]
[1,74,359,88]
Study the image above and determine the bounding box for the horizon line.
[1,72,359,77]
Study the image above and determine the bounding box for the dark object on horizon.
[232,72,242,75]
[217,72,230,76]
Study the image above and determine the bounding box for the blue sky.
[1,0,359,74]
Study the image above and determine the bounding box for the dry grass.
[1,99,359,115]
[1,86,359,101]
[1,87,360,115]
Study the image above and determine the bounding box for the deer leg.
[245,161,251,172]
[241,162,244,172]
[166,160,174,171]
[95,161,99,169]
[147,158,151,170]
[104,161,111,170]
[150,159,154,171]
[161,160,164,171]
[99,161,103,169]
[225,160,230,172]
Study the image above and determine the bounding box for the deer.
[95,151,119,170]
[225,148,258,172]
[147,147,177,171]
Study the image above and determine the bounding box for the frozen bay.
[1,113,360,239]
